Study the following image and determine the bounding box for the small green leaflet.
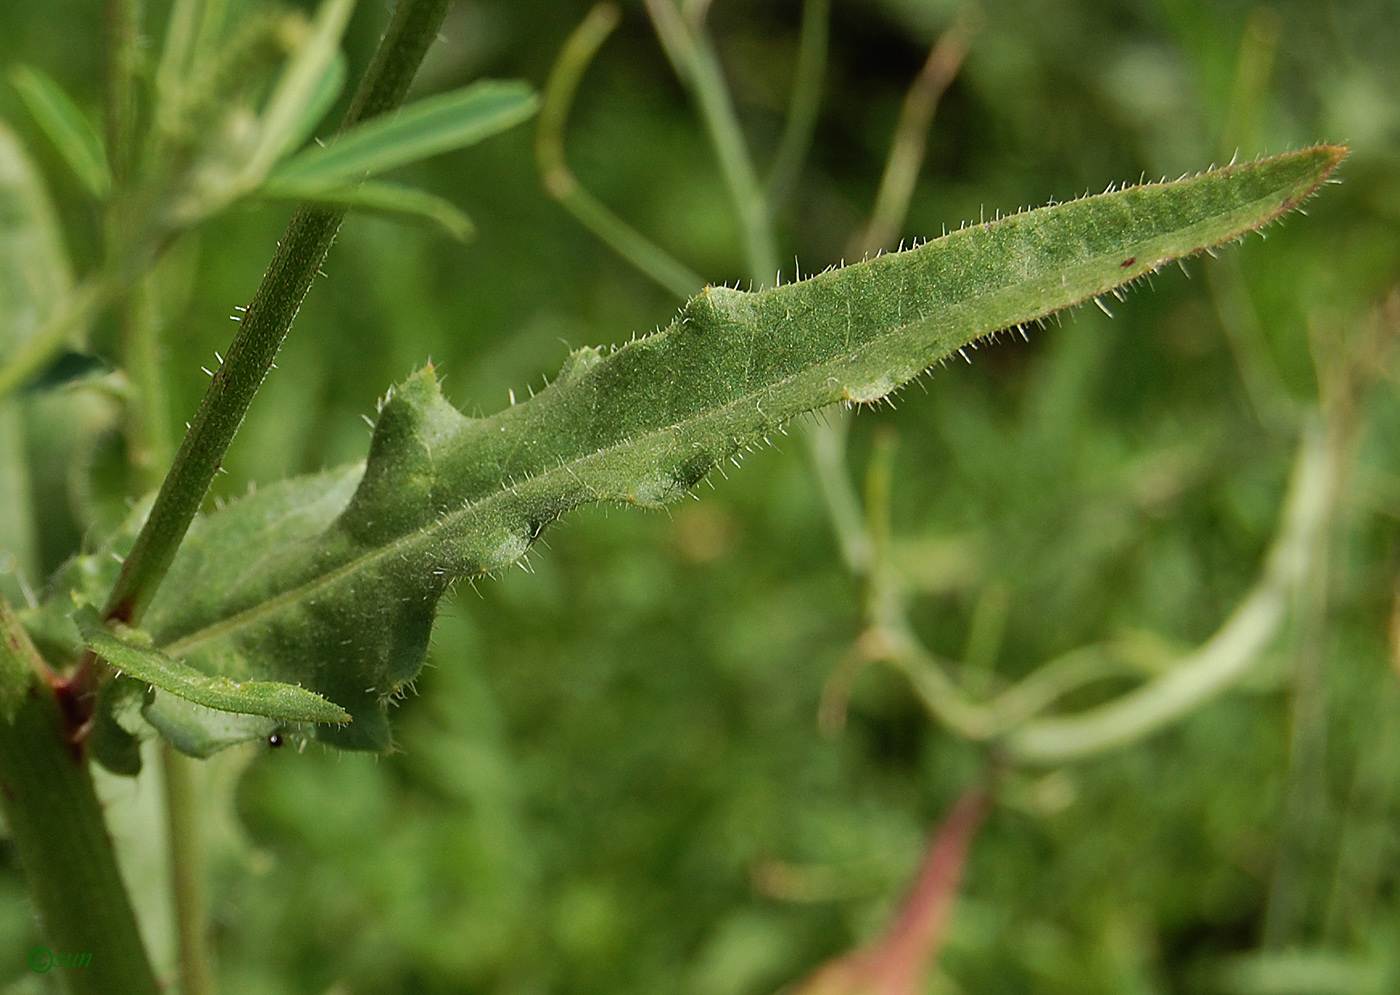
[255,78,536,238]
[259,179,475,240]
[8,65,112,199]
[264,80,539,189]
[76,606,349,725]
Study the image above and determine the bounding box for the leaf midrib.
[156,165,1324,665]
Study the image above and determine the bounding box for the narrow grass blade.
[8,66,111,199]
[242,0,357,182]
[268,79,538,187]
[288,50,348,151]
[258,177,474,240]
[76,608,350,725]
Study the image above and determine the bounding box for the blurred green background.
[3,0,1400,992]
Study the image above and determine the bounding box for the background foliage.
[2,0,1399,993]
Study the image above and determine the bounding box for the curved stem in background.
[765,0,830,213]
[537,4,704,300]
[1005,421,1333,763]
[817,417,1332,758]
[103,0,454,628]
[848,4,980,259]
[643,0,778,284]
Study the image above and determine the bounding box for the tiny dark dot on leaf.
[1121,257,1136,268]
[268,734,283,748]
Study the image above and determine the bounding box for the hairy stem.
[0,598,161,995]
[104,0,453,627]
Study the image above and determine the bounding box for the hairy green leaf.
[258,177,475,240]
[103,147,1343,754]
[76,607,350,725]
[7,66,112,199]
[266,80,539,188]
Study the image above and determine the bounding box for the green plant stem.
[1207,257,1298,430]
[538,4,704,300]
[106,0,142,189]
[103,0,453,626]
[643,0,778,283]
[102,204,340,627]
[1005,420,1334,763]
[804,409,872,574]
[850,5,978,258]
[339,0,449,127]
[163,741,215,995]
[0,597,161,995]
[192,0,228,66]
[125,270,176,489]
[765,0,829,212]
[816,424,1143,742]
[1219,7,1280,162]
[864,426,897,559]
[820,415,1332,755]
